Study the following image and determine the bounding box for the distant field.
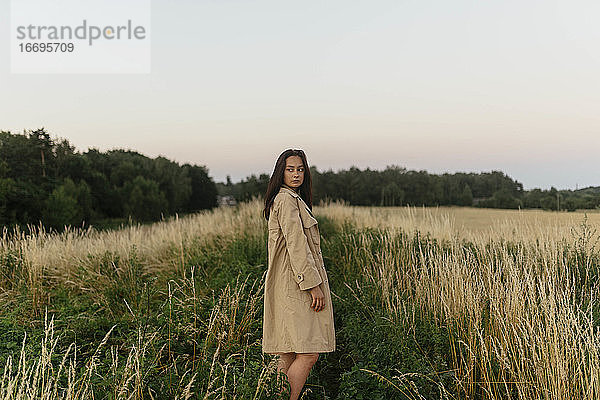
[318,202,600,242]
[1,201,599,399]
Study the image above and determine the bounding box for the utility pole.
[557,192,560,211]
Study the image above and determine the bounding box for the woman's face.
[283,155,304,190]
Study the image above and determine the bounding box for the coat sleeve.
[276,194,323,291]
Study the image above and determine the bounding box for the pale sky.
[1,0,600,190]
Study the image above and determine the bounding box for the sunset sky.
[2,0,600,190]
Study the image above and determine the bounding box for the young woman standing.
[262,149,335,400]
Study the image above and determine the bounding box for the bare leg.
[276,352,297,374]
[285,353,319,400]
[274,352,296,395]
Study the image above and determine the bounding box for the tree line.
[0,128,217,231]
[3,128,598,233]
[220,166,600,212]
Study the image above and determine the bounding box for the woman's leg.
[276,352,296,374]
[285,352,319,400]
[273,352,296,395]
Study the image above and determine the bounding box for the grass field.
[1,199,599,399]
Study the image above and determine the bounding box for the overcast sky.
[2,0,600,190]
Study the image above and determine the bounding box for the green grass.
[0,215,462,399]
[3,209,598,399]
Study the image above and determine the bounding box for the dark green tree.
[183,164,218,211]
[151,156,192,214]
[459,184,473,206]
[43,178,93,230]
[122,176,168,222]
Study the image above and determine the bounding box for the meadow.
[1,199,599,399]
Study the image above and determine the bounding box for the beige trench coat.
[262,185,336,354]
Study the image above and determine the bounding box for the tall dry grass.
[325,204,600,399]
[2,197,600,398]
[317,201,600,244]
[0,267,283,399]
[0,198,266,311]
[0,197,285,398]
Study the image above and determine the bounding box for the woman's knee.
[275,352,296,370]
[296,352,319,364]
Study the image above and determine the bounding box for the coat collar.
[279,184,300,198]
[279,185,316,218]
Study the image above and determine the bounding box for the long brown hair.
[263,149,313,220]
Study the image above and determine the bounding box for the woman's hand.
[309,285,325,312]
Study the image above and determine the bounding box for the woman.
[262,149,335,400]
